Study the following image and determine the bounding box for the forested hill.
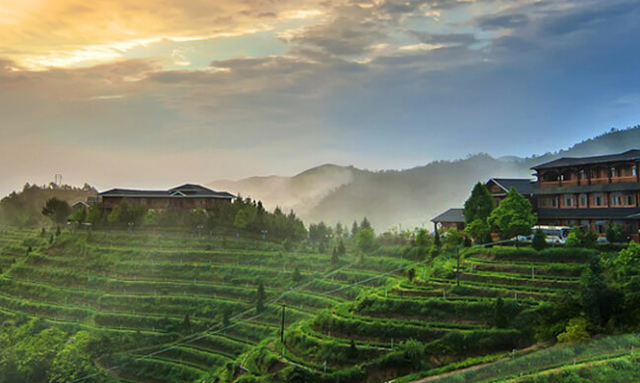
[0,183,96,227]
[210,125,640,230]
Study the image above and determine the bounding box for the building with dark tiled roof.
[532,150,640,240]
[431,208,465,231]
[97,184,235,212]
[432,149,640,241]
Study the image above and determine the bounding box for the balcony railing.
[540,181,560,188]
[561,180,579,186]
[590,177,609,184]
[611,175,638,183]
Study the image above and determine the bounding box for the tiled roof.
[488,178,535,196]
[98,184,235,199]
[532,150,640,170]
[431,208,465,223]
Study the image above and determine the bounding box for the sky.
[1,0,640,196]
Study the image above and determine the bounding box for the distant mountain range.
[209,126,640,231]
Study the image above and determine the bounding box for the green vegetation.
[3,184,640,383]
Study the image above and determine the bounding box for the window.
[580,170,586,179]
[626,194,636,206]
[564,194,574,207]
[611,193,622,206]
[633,165,638,177]
[579,194,588,207]
[612,167,618,178]
[594,193,604,207]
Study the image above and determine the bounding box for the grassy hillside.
[4,227,635,383]
[0,228,414,383]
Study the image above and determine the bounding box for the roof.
[431,208,465,223]
[532,149,640,170]
[72,201,89,208]
[538,207,640,220]
[98,184,235,199]
[487,178,535,196]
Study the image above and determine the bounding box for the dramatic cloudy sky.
[1,0,640,195]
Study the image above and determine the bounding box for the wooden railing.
[590,177,609,184]
[611,175,638,183]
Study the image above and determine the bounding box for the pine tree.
[463,182,495,224]
[351,221,359,237]
[434,228,442,248]
[360,217,372,231]
[331,246,339,265]
[337,239,346,256]
[292,267,302,282]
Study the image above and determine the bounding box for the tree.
[337,239,346,256]
[86,204,103,224]
[407,268,415,282]
[606,224,626,243]
[434,227,442,248]
[557,317,590,343]
[233,209,250,230]
[582,230,598,248]
[415,229,431,247]
[532,229,547,251]
[355,228,377,253]
[463,182,494,224]
[256,282,266,313]
[360,217,372,231]
[564,232,581,247]
[465,219,491,244]
[107,199,146,226]
[68,205,87,224]
[351,221,359,237]
[581,256,608,328]
[42,198,72,224]
[487,188,537,240]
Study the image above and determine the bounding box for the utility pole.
[456,246,461,287]
[280,304,286,343]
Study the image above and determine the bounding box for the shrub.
[564,232,581,247]
[557,317,590,343]
[532,229,546,251]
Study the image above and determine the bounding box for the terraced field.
[0,228,604,383]
[271,247,591,383]
[0,228,414,383]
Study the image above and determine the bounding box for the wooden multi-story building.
[533,150,640,241]
[432,150,640,241]
[97,184,235,212]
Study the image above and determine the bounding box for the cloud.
[478,13,529,30]
[2,0,640,201]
